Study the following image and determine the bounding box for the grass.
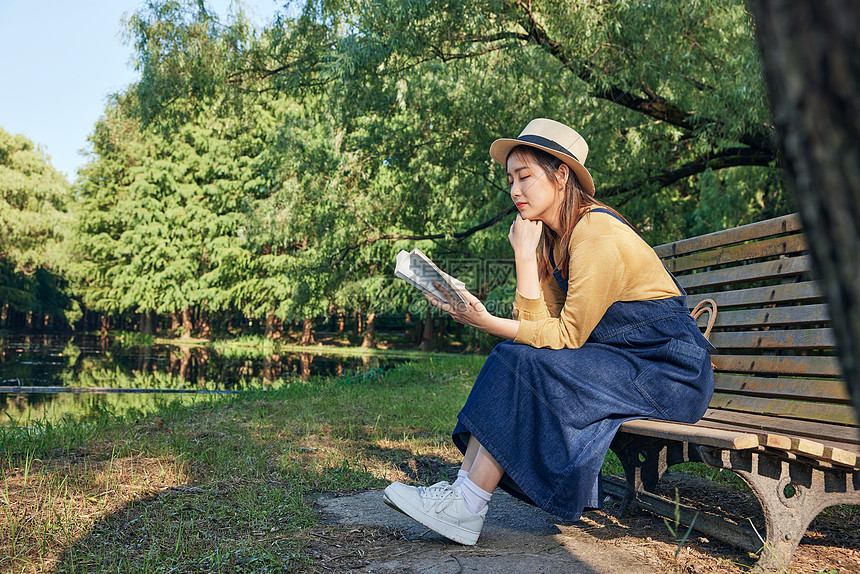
[0,354,486,573]
[3,352,856,573]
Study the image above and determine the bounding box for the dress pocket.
[666,337,708,370]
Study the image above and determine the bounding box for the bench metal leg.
[700,448,860,573]
[609,434,702,516]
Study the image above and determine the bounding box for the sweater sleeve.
[513,232,627,349]
[511,275,565,321]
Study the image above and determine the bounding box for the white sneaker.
[383,480,449,515]
[382,481,486,545]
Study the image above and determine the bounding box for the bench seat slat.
[709,392,857,426]
[713,373,851,403]
[665,234,807,274]
[654,214,802,258]
[701,409,860,449]
[711,354,841,377]
[686,281,824,310]
[617,419,759,450]
[760,438,857,468]
[696,418,859,468]
[678,255,810,291]
[708,328,835,350]
[698,304,831,329]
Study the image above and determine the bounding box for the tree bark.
[419,310,434,351]
[198,309,210,339]
[300,317,315,345]
[141,311,156,336]
[362,311,377,349]
[181,308,193,339]
[748,0,860,418]
[265,309,276,339]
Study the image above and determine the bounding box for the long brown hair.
[507,145,637,281]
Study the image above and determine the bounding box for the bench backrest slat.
[686,281,824,309]
[714,374,852,403]
[677,255,810,290]
[655,213,858,450]
[708,394,856,426]
[708,304,831,328]
[654,213,802,258]
[665,234,807,274]
[711,355,841,377]
[708,328,835,350]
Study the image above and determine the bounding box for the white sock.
[452,468,469,488]
[460,477,493,515]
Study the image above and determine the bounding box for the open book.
[395,248,468,305]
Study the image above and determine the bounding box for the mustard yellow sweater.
[513,209,681,349]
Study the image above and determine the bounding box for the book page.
[395,249,468,305]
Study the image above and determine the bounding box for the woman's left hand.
[424,283,492,331]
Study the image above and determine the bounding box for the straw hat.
[489,118,595,196]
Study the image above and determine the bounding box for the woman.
[383,118,715,546]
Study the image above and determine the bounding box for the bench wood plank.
[678,255,810,291]
[617,419,759,450]
[710,354,841,377]
[654,214,802,259]
[713,373,852,403]
[700,410,860,450]
[666,234,808,274]
[708,328,836,350]
[709,393,857,426]
[686,281,824,310]
[697,304,831,329]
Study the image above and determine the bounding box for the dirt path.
[313,489,658,573]
[308,474,860,573]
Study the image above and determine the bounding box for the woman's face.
[507,151,565,224]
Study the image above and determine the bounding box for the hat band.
[517,134,580,163]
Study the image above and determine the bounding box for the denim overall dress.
[452,209,715,521]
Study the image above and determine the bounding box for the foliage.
[0,127,76,322]
[4,0,796,339]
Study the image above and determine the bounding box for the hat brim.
[490,138,595,196]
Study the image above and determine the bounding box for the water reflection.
[0,334,397,425]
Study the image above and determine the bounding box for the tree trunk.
[169,312,181,336]
[362,311,377,349]
[337,310,345,333]
[355,310,363,338]
[749,0,860,418]
[181,308,193,339]
[419,311,434,351]
[265,309,276,339]
[300,318,315,345]
[141,311,156,336]
[198,309,210,339]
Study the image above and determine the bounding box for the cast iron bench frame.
[605,213,860,572]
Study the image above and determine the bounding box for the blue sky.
[0,1,281,183]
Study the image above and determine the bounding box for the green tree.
[0,127,75,328]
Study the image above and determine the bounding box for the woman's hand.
[508,213,543,258]
[424,283,492,331]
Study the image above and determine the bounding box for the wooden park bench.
[604,213,860,572]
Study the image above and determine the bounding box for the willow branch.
[602,147,778,206]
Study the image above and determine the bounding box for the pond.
[0,333,410,426]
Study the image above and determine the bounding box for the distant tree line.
[0,0,791,348]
